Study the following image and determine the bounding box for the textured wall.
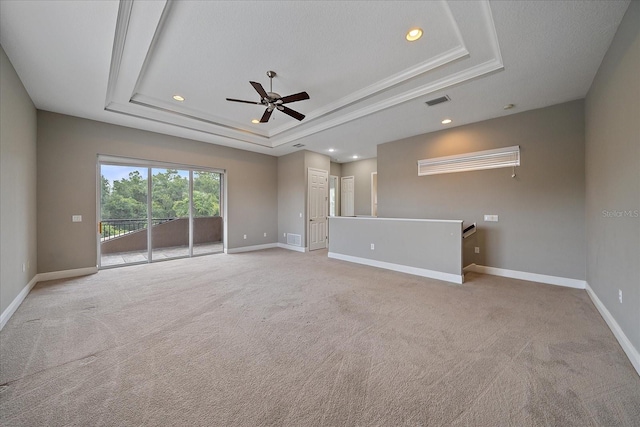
[0,46,37,317]
[585,1,640,353]
[37,112,278,273]
[378,100,586,280]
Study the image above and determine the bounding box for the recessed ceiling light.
[503,103,515,110]
[251,119,260,124]
[172,95,185,102]
[442,119,452,124]
[353,155,359,159]
[328,148,335,152]
[406,28,423,42]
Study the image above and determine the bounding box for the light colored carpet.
[1,248,638,426]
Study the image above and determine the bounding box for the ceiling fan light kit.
[226,70,310,123]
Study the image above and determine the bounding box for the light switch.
[484,215,498,222]
[72,215,82,222]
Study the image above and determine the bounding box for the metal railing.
[100,218,175,241]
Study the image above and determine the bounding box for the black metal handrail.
[101,218,175,241]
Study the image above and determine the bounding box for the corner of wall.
[584,0,640,365]
[0,45,38,319]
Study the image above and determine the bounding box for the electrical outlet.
[283,232,286,238]
[475,247,480,254]
[264,232,267,237]
[370,243,375,250]
[299,212,302,218]
[72,215,82,222]
[243,234,247,240]
[22,263,26,272]
[619,289,623,303]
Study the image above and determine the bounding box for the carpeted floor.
[1,248,638,426]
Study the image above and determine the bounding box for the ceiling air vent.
[425,95,450,107]
[292,143,305,148]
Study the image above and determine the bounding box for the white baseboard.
[328,252,463,284]
[0,266,98,330]
[37,266,98,282]
[585,283,640,376]
[226,243,278,254]
[277,243,307,253]
[463,263,586,289]
[0,274,39,331]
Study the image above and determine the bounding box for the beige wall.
[330,162,342,178]
[585,2,639,352]
[278,151,306,246]
[0,46,38,316]
[304,150,330,173]
[329,217,463,280]
[341,158,377,216]
[378,100,586,280]
[277,150,330,249]
[37,112,278,273]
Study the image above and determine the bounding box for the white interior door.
[341,176,354,216]
[308,168,328,251]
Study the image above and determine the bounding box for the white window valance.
[418,146,520,176]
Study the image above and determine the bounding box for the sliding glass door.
[100,165,150,267]
[193,171,222,256]
[151,168,190,261]
[99,159,223,268]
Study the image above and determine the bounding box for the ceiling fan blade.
[250,81,269,99]
[278,105,305,121]
[226,98,261,105]
[279,91,310,104]
[260,108,273,123]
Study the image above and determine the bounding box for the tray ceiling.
[0,0,630,161]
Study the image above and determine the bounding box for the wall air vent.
[292,143,305,148]
[425,95,450,106]
[286,233,302,246]
[418,146,520,176]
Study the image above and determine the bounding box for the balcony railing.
[101,218,174,241]
[100,216,223,254]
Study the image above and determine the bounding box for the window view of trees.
[100,165,223,260]
[101,169,220,220]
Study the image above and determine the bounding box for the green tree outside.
[101,169,220,223]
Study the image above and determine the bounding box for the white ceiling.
[0,0,630,162]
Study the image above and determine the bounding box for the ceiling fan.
[226,71,310,123]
